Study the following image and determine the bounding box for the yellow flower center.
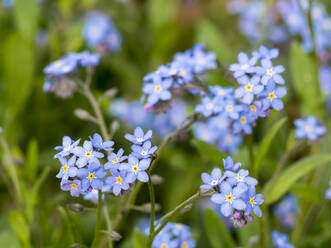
[181,242,188,248]
[268,92,275,100]
[71,183,78,189]
[64,145,70,151]
[225,135,233,144]
[245,84,252,91]
[211,180,218,185]
[137,137,143,142]
[249,197,255,206]
[226,194,233,202]
[250,105,257,111]
[116,176,122,183]
[305,125,313,132]
[161,244,168,248]
[141,151,147,156]
[154,85,162,92]
[88,173,95,180]
[179,69,186,77]
[85,152,92,157]
[218,89,225,95]
[113,158,119,163]
[132,165,139,172]
[240,117,247,124]
[241,64,249,70]
[236,175,244,181]
[54,60,63,67]
[206,103,213,110]
[226,105,233,112]
[267,68,274,76]
[62,165,69,172]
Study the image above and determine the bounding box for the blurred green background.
[1,0,331,247]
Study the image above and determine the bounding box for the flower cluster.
[201,156,263,228]
[142,43,217,108]
[274,194,298,229]
[294,116,326,141]
[43,51,100,98]
[194,46,286,153]
[272,231,294,248]
[82,12,121,53]
[151,223,195,248]
[54,128,157,197]
[110,99,187,138]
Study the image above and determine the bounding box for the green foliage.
[9,210,31,248]
[204,208,235,248]
[253,117,287,175]
[264,154,331,204]
[133,228,148,248]
[192,139,225,166]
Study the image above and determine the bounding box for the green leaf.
[195,19,233,64]
[0,231,20,248]
[26,168,51,222]
[133,228,147,248]
[25,139,38,183]
[204,208,235,248]
[253,118,287,175]
[264,154,331,204]
[290,42,323,116]
[13,0,39,42]
[290,182,323,204]
[9,210,31,248]
[147,0,178,28]
[192,139,225,165]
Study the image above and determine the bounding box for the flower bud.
[67,203,85,213]
[74,109,94,121]
[104,88,118,99]
[150,174,164,185]
[109,231,122,241]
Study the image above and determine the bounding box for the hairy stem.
[91,190,102,248]
[147,175,156,247]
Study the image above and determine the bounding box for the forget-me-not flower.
[77,163,106,191]
[242,187,264,217]
[104,148,127,171]
[73,140,104,168]
[272,231,294,248]
[229,52,257,78]
[61,179,83,197]
[325,181,331,199]
[234,75,264,104]
[120,155,151,183]
[124,127,153,145]
[225,169,258,191]
[55,136,80,157]
[256,59,285,85]
[105,170,130,196]
[200,168,224,189]
[56,156,77,181]
[259,84,287,111]
[195,96,223,117]
[89,133,114,151]
[131,141,157,159]
[294,116,326,141]
[223,156,241,172]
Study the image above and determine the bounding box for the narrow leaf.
[264,154,331,204]
[204,208,235,248]
[133,228,147,248]
[9,210,31,248]
[290,182,323,204]
[253,118,287,175]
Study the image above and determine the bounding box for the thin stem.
[258,206,266,248]
[246,135,255,171]
[147,175,156,247]
[0,136,23,209]
[103,203,113,248]
[91,190,102,248]
[81,83,110,141]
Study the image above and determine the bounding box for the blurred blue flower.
[232,113,254,134]
[200,168,224,189]
[211,182,246,217]
[218,133,243,154]
[294,116,326,141]
[229,52,257,78]
[223,99,243,120]
[234,75,264,104]
[125,126,153,145]
[131,141,157,159]
[120,155,150,183]
[274,194,298,228]
[195,96,223,117]
[223,156,241,172]
[143,76,172,105]
[44,56,77,76]
[256,59,285,85]
[259,84,287,111]
[325,181,331,199]
[225,169,258,191]
[209,86,234,100]
[272,231,294,248]
[252,45,279,61]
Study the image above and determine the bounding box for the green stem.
[0,135,23,209]
[258,206,266,248]
[91,190,102,248]
[147,175,156,247]
[246,135,255,171]
[103,204,113,248]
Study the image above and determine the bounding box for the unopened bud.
[199,188,214,197]
[74,109,92,121]
[179,203,192,214]
[67,203,84,213]
[109,231,122,241]
[104,88,118,99]
[150,174,164,185]
[110,120,120,134]
[141,203,161,213]
[68,243,83,248]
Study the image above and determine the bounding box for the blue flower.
[272,231,294,248]
[82,12,121,52]
[44,56,77,76]
[225,169,258,191]
[211,182,247,217]
[229,52,257,78]
[131,141,157,159]
[73,140,104,168]
[223,99,243,120]
[223,156,241,172]
[105,170,130,196]
[274,194,298,228]
[104,148,127,171]
[209,85,234,100]
[89,133,114,151]
[191,47,217,74]
[218,133,243,154]
[56,156,78,181]
[125,127,153,145]
[55,136,80,157]
[61,179,83,197]
[232,112,254,134]
[242,187,263,217]
[77,163,106,191]
[294,116,326,141]
[234,75,264,104]
[256,59,285,85]
[252,45,279,61]
[74,51,100,67]
[325,181,331,199]
[200,168,224,189]
[195,96,223,117]
[120,155,150,183]
[143,76,172,105]
[259,84,287,111]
